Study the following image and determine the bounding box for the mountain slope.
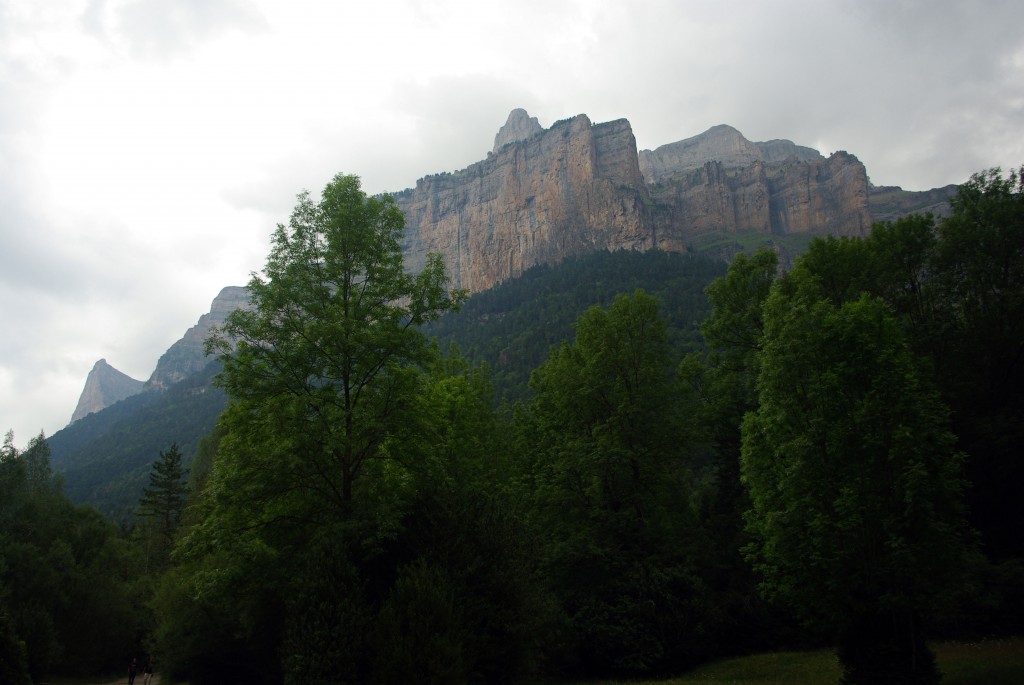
[423,248,727,403]
[49,361,226,522]
[70,359,146,424]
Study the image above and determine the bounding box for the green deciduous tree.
[523,290,706,676]
[742,266,974,684]
[929,167,1024,561]
[0,431,146,681]
[205,173,465,528]
[677,248,790,652]
[162,173,466,685]
[683,248,778,528]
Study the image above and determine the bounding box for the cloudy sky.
[2,0,1023,446]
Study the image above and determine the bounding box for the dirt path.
[57,676,163,685]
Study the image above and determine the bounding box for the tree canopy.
[204,173,466,527]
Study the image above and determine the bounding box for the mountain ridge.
[395,110,872,294]
[51,109,955,517]
[63,110,953,428]
[70,359,145,425]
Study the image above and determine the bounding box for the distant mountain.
[396,110,873,294]
[146,286,250,390]
[868,184,958,223]
[49,361,226,522]
[638,124,823,183]
[69,359,146,424]
[50,287,248,521]
[53,109,958,520]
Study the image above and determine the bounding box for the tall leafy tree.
[793,171,1024,564]
[682,248,778,519]
[928,167,1024,561]
[677,248,787,652]
[165,173,465,685]
[204,173,465,527]
[524,290,705,675]
[742,265,974,685]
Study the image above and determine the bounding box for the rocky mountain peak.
[492,108,543,153]
[69,358,145,425]
[639,124,823,184]
[146,286,251,390]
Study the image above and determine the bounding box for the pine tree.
[138,443,188,546]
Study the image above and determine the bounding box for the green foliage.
[0,606,31,685]
[370,560,469,685]
[522,291,709,676]
[48,361,226,522]
[771,171,1024,565]
[136,443,189,570]
[742,266,973,683]
[206,173,465,523]
[0,431,148,681]
[423,249,725,403]
[138,444,189,541]
[279,541,371,685]
[928,167,1024,561]
[160,174,508,684]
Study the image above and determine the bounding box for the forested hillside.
[4,167,1022,685]
[47,362,226,521]
[422,248,726,403]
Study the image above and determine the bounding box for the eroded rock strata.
[397,111,871,292]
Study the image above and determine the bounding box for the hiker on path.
[128,657,138,685]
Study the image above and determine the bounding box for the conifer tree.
[138,443,188,546]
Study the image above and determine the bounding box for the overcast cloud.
[2,0,1023,446]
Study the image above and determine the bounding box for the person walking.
[143,658,154,685]
[128,657,138,685]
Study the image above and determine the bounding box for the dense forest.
[2,167,1022,685]
[47,362,227,521]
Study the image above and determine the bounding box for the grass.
[52,637,1024,685]
[935,637,1024,685]
[574,636,1024,685]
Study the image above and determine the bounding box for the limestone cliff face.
[493,108,543,153]
[69,359,145,424]
[396,114,650,292]
[645,152,871,248]
[146,286,250,390]
[395,111,871,293]
[638,124,823,184]
[67,111,877,415]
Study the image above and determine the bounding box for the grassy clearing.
[575,637,1024,685]
[53,637,1024,685]
[935,637,1024,685]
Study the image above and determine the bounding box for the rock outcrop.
[492,108,544,153]
[69,359,145,424]
[396,114,650,292]
[868,184,957,223]
[645,152,872,249]
[638,124,822,184]
[69,110,881,414]
[396,111,871,293]
[146,286,250,390]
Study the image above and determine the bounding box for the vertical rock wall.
[396,114,650,292]
[396,111,872,293]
